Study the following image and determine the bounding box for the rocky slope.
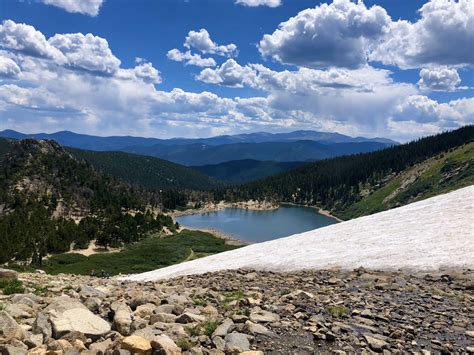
[0,268,472,354]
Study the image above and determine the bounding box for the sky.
[0,0,472,141]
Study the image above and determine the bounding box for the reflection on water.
[176,206,338,243]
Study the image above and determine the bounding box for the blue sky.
[0,0,472,141]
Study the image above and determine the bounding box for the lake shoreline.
[280,202,345,222]
[168,200,278,217]
[178,226,249,246]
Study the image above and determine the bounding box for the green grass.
[176,338,193,351]
[185,320,218,337]
[327,304,348,318]
[42,229,240,276]
[0,279,25,295]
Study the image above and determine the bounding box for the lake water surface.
[176,206,339,243]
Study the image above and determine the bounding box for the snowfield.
[123,186,474,282]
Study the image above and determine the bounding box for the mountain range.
[0,129,397,166]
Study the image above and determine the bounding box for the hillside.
[192,159,306,184]
[125,185,474,282]
[223,126,474,219]
[125,140,391,165]
[0,138,175,264]
[68,148,221,191]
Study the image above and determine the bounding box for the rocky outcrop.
[0,268,472,353]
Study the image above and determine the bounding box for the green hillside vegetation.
[192,159,306,184]
[341,142,474,219]
[0,138,176,265]
[69,148,221,190]
[43,229,239,275]
[222,126,473,219]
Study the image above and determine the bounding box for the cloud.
[0,20,471,141]
[235,0,282,7]
[41,0,104,17]
[197,59,257,87]
[0,55,21,79]
[48,33,121,75]
[371,0,474,68]
[393,95,474,127]
[0,20,66,62]
[197,59,398,93]
[259,0,474,70]
[258,0,391,69]
[418,67,461,92]
[184,29,237,57]
[167,49,216,67]
[117,62,162,84]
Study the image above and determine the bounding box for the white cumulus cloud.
[418,67,461,92]
[167,49,216,67]
[41,0,104,17]
[184,29,237,57]
[48,33,121,75]
[0,20,66,63]
[259,0,391,69]
[0,55,21,79]
[371,0,474,68]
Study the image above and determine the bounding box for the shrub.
[0,279,25,295]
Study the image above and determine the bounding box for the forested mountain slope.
[0,138,175,264]
[191,159,306,184]
[68,148,221,190]
[125,140,391,165]
[221,126,474,220]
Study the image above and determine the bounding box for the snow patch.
[123,186,474,282]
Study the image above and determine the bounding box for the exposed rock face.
[0,268,472,353]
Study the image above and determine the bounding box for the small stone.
[150,313,177,324]
[89,338,113,353]
[122,335,152,355]
[175,312,206,324]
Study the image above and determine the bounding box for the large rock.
[0,311,25,340]
[249,309,280,323]
[112,302,132,336]
[244,320,276,337]
[121,335,152,355]
[212,318,235,338]
[364,334,389,352]
[50,308,111,339]
[78,285,107,299]
[224,332,250,353]
[150,334,182,354]
[44,297,87,314]
[0,268,18,280]
[0,344,27,355]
